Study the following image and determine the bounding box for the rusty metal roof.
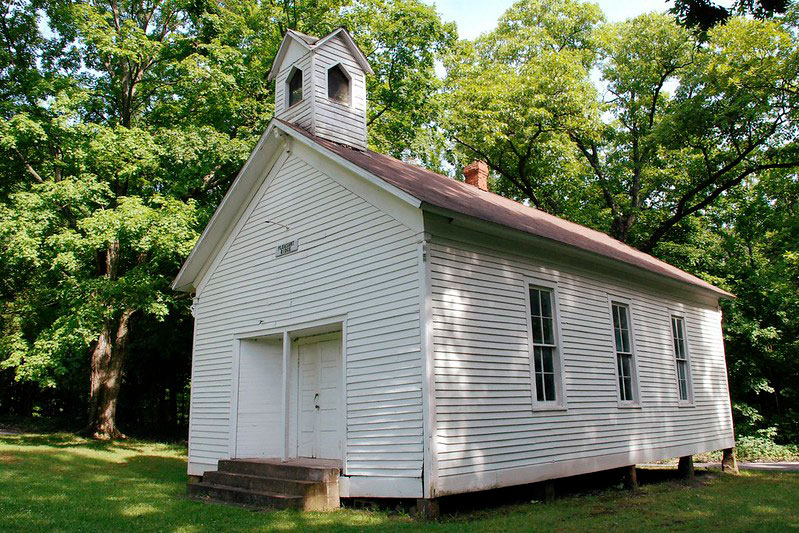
[279,119,732,299]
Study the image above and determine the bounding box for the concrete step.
[203,470,321,497]
[188,482,303,509]
[217,459,340,483]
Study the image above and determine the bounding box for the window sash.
[288,69,303,107]
[327,65,350,103]
[530,287,558,404]
[671,316,691,402]
[611,303,636,402]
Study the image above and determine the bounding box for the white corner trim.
[418,236,439,498]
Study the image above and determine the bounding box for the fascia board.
[422,204,733,304]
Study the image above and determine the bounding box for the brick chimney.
[464,160,489,191]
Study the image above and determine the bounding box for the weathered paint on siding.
[312,34,368,149]
[274,48,313,131]
[427,236,734,494]
[188,153,424,479]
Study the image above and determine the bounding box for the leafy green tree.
[342,0,456,157]
[709,170,799,442]
[444,5,799,252]
[0,0,456,438]
[669,0,790,33]
[442,0,603,214]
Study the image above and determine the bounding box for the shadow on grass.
[0,432,187,456]
[1,434,798,532]
[0,436,403,532]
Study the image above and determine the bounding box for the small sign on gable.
[276,238,299,258]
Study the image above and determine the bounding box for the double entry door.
[296,333,342,459]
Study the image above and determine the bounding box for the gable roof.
[267,27,374,81]
[276,119,733,299]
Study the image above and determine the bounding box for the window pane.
[540,290,553,319]
[541,347,554,373]
[544,373,556,402]
[677,360,689,400]
[288,69,303,107]
[536,373,545,402]
[618,354,634,402]
[542,318,554,345]
[530,289,541,317]
[618,306,629,330]
[621,353,632,378]
[621,329,630,354]
[612,305,620,329]
[328,65,350,103]
[614,328,623,353]
[532,317,543,344]
[623,377,633,401]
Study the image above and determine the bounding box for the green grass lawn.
[1,433,798,532]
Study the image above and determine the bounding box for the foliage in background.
[669,0,790,33]
[0,0,454,438]
[1,0,797,446]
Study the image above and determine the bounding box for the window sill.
[677,402,696,408]
[327,97,353,109]
[532,403,568,412]
[617,402,642,409]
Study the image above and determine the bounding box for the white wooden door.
[297,334,342,459]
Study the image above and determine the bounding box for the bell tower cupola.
[268,28,373,150]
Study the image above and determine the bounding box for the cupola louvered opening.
[287,67,303,107]
[327,64,350,105]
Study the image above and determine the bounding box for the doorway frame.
[229,314,347,474]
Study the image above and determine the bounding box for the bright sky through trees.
[432,0,677,38]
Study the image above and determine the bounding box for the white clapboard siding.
[312,35,368,149]
[428,237,733,492]
[188,153,424,478]
[274,50,313,131]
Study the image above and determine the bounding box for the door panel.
[296,334,341,459]
[297,342,318,458]
[317,339,341,458]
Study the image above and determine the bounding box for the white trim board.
[339,476,423,498]
[435,435,735,497]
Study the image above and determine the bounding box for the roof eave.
[420,202,735,301]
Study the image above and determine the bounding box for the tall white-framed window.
[525,280,566,409]
[609,300,640,405]
[671,315,694,404]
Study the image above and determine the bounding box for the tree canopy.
[0,0,454,437]
[0,0,797,444]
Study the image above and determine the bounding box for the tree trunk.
[85,308,136,439]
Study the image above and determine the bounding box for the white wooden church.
[174,28,736,509]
